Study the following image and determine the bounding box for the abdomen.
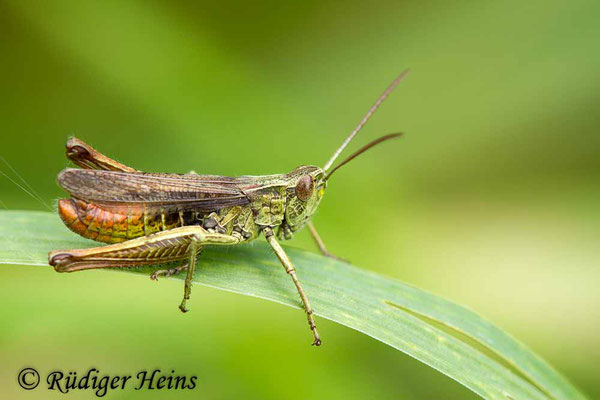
[58,198,182,244]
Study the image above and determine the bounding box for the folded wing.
[57,168,250,213]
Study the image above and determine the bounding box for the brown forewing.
[57,168,250,213]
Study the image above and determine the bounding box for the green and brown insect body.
[56,166,325,246]
[48,69,409,346]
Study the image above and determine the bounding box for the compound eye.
[295,175,314,201]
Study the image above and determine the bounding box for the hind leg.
[150,264,189,280]
[65,137,138,172]
[49,225,240,312]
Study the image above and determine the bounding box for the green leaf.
[0,210,585,400]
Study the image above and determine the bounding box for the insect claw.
[312,337,322,346]
[323,252,349,263]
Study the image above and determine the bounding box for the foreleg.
[263,226,321,346]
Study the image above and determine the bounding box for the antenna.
[324,133,402,180]
[323,69,409,171]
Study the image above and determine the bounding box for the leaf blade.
[0,210,586,400]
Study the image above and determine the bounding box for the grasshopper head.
[280,70,410,239]
[283,166,327,232]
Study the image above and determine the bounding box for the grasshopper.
[48,70,409,346]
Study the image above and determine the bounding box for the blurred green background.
[1,0,598,399]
